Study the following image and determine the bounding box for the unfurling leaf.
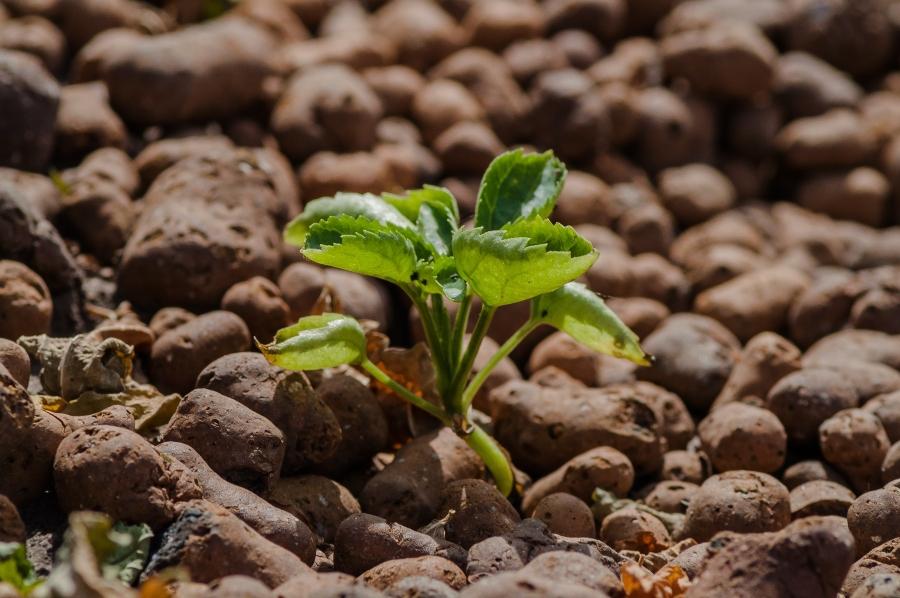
[383,185,459,224]
[533,282,650,366]
[284,192,414,247]
[0,543,42,594]
[415,256,466,302]
[453,217,596,306]
[475,149,566,230]
[303,215,421,284]
[258,313,366,371]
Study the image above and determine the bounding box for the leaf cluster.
[266,149,650,494]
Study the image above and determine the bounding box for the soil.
[1,0,900,596]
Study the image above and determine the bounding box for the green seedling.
[261,149,649,496]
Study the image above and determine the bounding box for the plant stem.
[432,296,453,367]
[464,423,514,496]
[450,293,472,369]
[460,318,539,412]
[361,359,449,425]
[449,304,496,410]
[403,286,450,396]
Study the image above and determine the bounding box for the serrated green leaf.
[475,149,566,230]
[383,185,459,224]
[284,192,415,247]
[258,313,366,370]
[533,282,649,365]
[415,256,466,302]
[304,215,420,284]
[0,543,42,593]
[453,218,596,306]
[417,202,456,255]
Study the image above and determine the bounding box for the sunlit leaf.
[453,217,596,306]
[533,282,650,365]
[258,313,366,371]
[284,192,414,247]
[475,149,566,230]
[303,215,421,284]
[416,202,456,256]
[383,185,459,224]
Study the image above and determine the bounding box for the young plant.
[261,149,649,495]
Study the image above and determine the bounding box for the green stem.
[432,297,453,351]
[404,286,450,397]
[361,359,449,425]
[464,424,514,496]
[449,304,496,410]
[450,293,472,369]
[460,318,539,412]
[431,296,454,398]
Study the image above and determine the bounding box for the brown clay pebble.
[196,352,342,473]
[221,276,291,343]
[465,517,628,582]
[54,425,202,530]
[359,556,466,592]
[641,480,698,514]
[156,441,316,563]
[267,475,360,544]
[521,446,634,514]
[842,537,900,596]
[790,480,856,520]
[491,380,664,477]
[0,260,52,340]
[819,409,891,493]
[712,332,802,411]
[681,470,791,542]
[636,313,741,411]
[162,388,286,494]
[865,391,900,443]
[689,516,854,597]
[204,575,273,598]
[437,479,521,549]
[768,369,859,446]
[848,488,900,556]
[599,508,671,554]
[0,495,25,543]
[360,427,484,528]
[698,402,787,473]
[694,266,810,343]
[141,500,312,588]
[0,339,29,387]
[531,493,596,538]
[458,570,596,597]
[150,310,251,395]
[658,163,736,227]
[333,513,465,577]
[312,373,389,476]
[783,460,848,490]
[520,551,621,595]
[0,50,59,171]
[148,307,195,339]
[660,450,709,484]
[882,442,900,484]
